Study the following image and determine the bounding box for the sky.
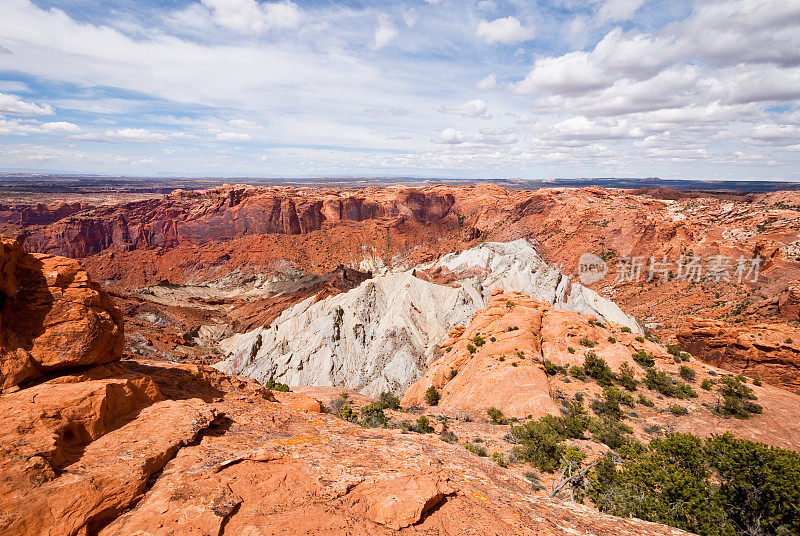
[0,0,799,180]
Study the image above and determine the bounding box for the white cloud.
[597,0,646,23]
[433,128,464,144]
[105,128,169,143]
[217,131,252,141]
[373,14,398,50]
[475,73,498,91]
[437,99,487,118]
[476,17,534,45]
[41,121,80,132]
[511,52,609,95]
[229,119,263,129]
[0,91,54,116]
[200,0,300,34]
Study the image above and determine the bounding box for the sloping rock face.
[402,289,664,417]
[677,318,800,394]
[215,240,641,398]
[0,237,123,390]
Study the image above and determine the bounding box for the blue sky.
[0,0,799,179]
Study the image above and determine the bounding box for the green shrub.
[416,415,434,433]
[679,365,696,382]
[637,394,655,407]
[569,365,586,380]
[621,326,632,333]
[360,403,387,427]
[607,336,617,343]
[590,417,633,449]
[465,442,488,457]
[448,368,458,380]
[588,432,800,536]
[439,428,457,443]
[543,359,565,375]
[715,376,762,418]
[670,404,689,416]
[592,386,634,421]
[635,336,645,343]
[615,362,638,391]
[511,419,566,472]
[632,348,655,368]
[644,368,697,399]
[666,343,683,357]
[265,377,290,392]
[567,346,576,354]
[753,378,762,386]
[579,337,597,348]
[378,391,401,410]
[701,378,714,390]
[424,385,440,406]
[583,351,615,386]
[492,451,508,467]
[489,336,497,342]
[466,343,477,354]
[487,406,507,424]
[338,403,357,422]
[473,334,486,347]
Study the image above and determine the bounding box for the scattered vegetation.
[632,348,655,368]
[487,406,508,425]
[583,351,615,386]
[615,362,638,391]
[701,378,714,390]
[715,376,762,418]
[424,385,440,406]
[679,365,697,382]
[620,326,632,333]
[416,415,434,433]
[265,377,290,392]
[569,365,586,380]
[466,343,477,354]
[579,337,597,348]
[587,432,800,536]
[644,368,697,399]
[607,336,617,343]
[378,391,401,410]
[473,334,486,347]
[465,442,488,457]
[670,404,689,416]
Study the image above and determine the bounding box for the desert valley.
[1,180,800,536]
[3,0,800,534]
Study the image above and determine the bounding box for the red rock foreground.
[0,239,693,535]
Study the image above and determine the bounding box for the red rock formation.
[0,237,123,390]
[677,318,800,393]
[0,241,694,536]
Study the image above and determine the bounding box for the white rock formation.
[215,239,642,396]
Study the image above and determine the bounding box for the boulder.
[0,236,123,390]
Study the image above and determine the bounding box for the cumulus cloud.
[597,0,646,23]
[217,131,252,141]
[475,73,498,91]
[201,0,300,34]
[437,99,487,118]
[476,17,534,45]
[0,92,54,116]
[373,14,398,50]
[433,128,464,144]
